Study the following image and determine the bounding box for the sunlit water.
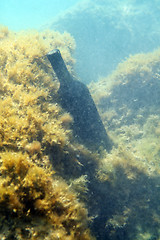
[0,0,80,31]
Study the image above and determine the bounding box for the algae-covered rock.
[3,22,160,240]
[90,48,160,165]
[0,25,95,240]
[89,48,160,239]
[0,151,94,239]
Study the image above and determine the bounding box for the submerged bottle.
[47,49,113,151]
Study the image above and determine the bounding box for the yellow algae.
[3,22,160,240]
[0,27,75,153]
[0,151,94,239]
[25,141,41,155]
[0,25,9,39]
[0,26,94,240]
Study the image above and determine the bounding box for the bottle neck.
[47,49,72,87]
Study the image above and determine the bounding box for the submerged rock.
[46,0,160,83]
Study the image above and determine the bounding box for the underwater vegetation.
[2,22,160,240]
[90,48,160,171]
[0,151,93,239]
[89,48,160,239]
[0,25,95,239]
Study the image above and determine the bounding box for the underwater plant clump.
[90,47,160,174]
[0,26,76,153]
[88,48,160,239]
[4,23,160,240]
[0,151,94,239]
[0,25,89,177]
[0,25,95,239]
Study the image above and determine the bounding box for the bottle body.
[47,49,113,151]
